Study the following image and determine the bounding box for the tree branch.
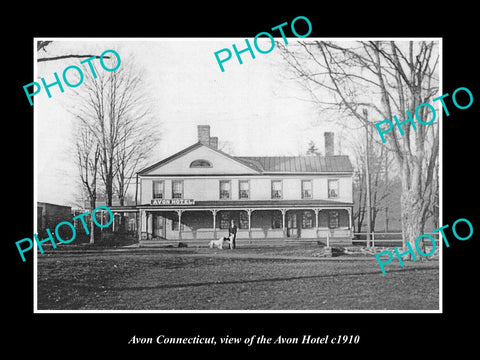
[38,54,110,62]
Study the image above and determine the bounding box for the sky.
[34,38,361,207]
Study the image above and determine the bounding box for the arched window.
[190,159,212,168]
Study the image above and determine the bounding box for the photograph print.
[34,38,440,311]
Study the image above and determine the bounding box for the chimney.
[209,136,218,150]
[324,132,334,156]
[197,125,210,145]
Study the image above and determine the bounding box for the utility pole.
[363,109,372,248]
[384,152,389,232]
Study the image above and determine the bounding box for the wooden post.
[281,209,286,239]
[177,210,183,241]
[347,207,353,239]
[146,211,150,239]
[113,213,117,232]
[247,209,252,244]
[363,108,372,248]
[137,210,142,242]
[211,209,217,239]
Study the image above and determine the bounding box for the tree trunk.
[400,189,424,260]
[105,177,113,207]
[119,195,125,233]
[89,200,96,244]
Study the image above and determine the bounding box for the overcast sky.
[34,39,356,207]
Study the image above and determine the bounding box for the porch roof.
[134,199,353,210]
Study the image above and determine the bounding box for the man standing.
[229,219,237,249]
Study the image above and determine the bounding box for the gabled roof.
[138,142,354,175]
[137,142,261,175]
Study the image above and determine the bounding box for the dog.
[208,234,234,250]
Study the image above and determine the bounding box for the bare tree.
[114,106,158,231]
[70,52,159,208]
[351,133,392,233]
[279,40,439,258]
[353,159,366,234]
[75,124,100,244]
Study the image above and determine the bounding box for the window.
[328,210,339,228]
[219,180,231,199]
[190,159,212,168]
[301,180,312,199]
[272,211,282,229]
[172,180,183,199]
[239,180,250,199]
[302,211,313,228]
[220,212,230,229]
[152,181,164,199]
[271,180,282,199]
[287,213,297,228]
[239,211,249,229]
[328,179,339,198]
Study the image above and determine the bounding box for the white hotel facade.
[113,125,355,245]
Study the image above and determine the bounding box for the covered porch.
[136,200,354,246]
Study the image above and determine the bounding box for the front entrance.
[153,214,166,239]
[286,211,302,238]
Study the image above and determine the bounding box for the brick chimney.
[324,132,334,156]
[197,125,210,145]
[209,136,218,150]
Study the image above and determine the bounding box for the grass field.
[36,246,439,311]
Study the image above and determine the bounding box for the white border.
[33,37,443,314]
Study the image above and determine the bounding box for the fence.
[353,232,440,247]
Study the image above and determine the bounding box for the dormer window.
[190,159,212,168]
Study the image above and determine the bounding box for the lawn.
[36,246,439,311]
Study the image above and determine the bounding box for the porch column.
[137,210,143,241]
[246,209,252,242]
[314,208,319,238]
[176,210,183,241]
[347,207,353,237]
[146,211,152,239]
[211,209,217,239]
[281,208,286,238]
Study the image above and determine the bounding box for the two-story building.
[126,125,354,246]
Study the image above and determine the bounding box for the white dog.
[209,234,234,250]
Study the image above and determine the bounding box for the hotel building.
[114,125,354,246]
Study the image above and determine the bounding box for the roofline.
[236,155,352,158]
[137,142,261,175]
[136,201,354,209]
[138,143,354,175]
[138,172,353,177]
[261,171,353,175]
[235,155,354,173]
[37,201,72,208]
[137,142,203,175]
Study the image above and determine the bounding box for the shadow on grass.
[48,265,438,292]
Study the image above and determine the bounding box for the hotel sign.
[151,199,195,206]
